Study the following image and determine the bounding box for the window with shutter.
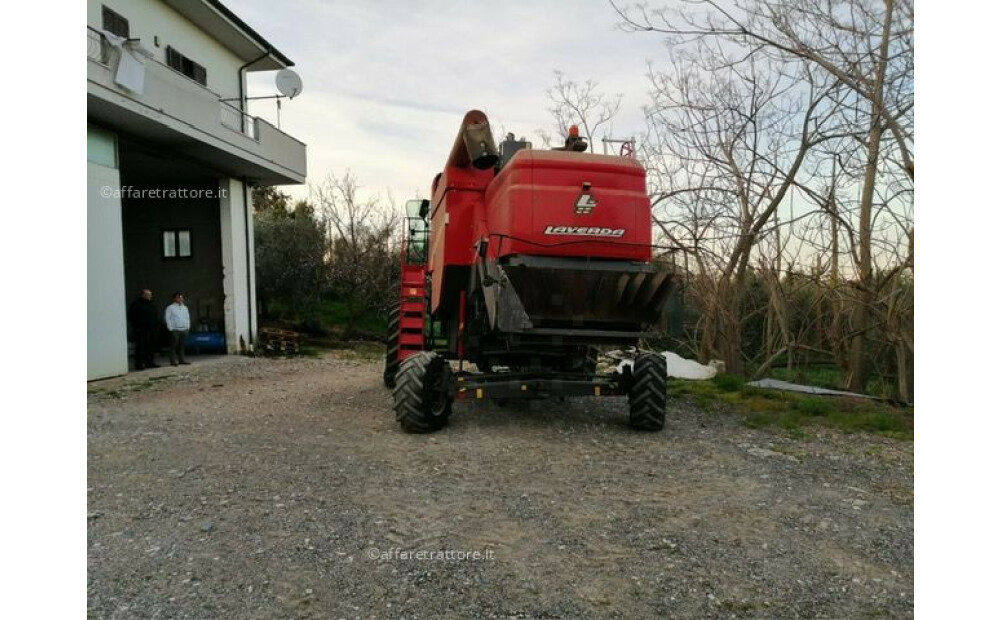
[102,6,129,38]
[191,63,207,86]
[166,47,181,71]
[164,46,208,86]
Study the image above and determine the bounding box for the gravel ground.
[87,353,913,619]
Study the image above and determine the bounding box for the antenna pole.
[220,94,289,102]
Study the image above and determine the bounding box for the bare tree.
[312,172,400,339]
[545,71,623,151]
[612,0,913,179]
[614,0,913,391]
[642,41,855,374]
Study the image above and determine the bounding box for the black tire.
[628,352,667,431]
[392,351,452,433]
[383,305,400,388]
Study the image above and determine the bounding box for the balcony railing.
[88,26,306,183]
[220,101,259,141]
[87,27,110,65]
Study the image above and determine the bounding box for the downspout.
[236,50,269,350]
[237,50,270,113]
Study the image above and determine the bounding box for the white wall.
[88,0,245,100]
[87,0,307,185]
[88,129,128,380]
[219,178,257,352]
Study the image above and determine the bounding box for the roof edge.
[204,0,294,67]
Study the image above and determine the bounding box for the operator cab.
[404,198,430,264]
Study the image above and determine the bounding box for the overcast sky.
[225,0,670,203]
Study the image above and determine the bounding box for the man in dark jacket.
[128,288,160,370]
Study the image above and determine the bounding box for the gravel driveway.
[87,353,913,619]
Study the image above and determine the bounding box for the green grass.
[315,300,387,335]
[262,299,387,338]
[672,375,912,440]
[711,373,744,392]
[259,298,389,361]
[792,396,835,417]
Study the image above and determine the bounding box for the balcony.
[87,27,110,65]
[87,27,306,185]
[220,100,258,140]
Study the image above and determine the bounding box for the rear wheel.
[393,351,452,433]
[383,304,400,388]
[628,352,667,431]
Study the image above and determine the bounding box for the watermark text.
[367,547,495,562]
[100,186,229,200]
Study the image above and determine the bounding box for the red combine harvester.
[384,110,676,433]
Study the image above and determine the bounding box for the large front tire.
[628,352,667,431]
[383,305,400,388]
[392,351,452,433]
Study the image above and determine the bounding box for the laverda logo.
[575,192,598,214]
[544,225,626,238]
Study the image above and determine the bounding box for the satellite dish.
[275,69,303,98]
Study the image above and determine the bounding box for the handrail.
[87,27,109,65]
[220,100,259,141]
[88,26,304,149]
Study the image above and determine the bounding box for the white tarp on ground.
[615,351,718,380]
[746,378,875,399]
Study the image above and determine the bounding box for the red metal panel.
[395,258,426,357]
[399,333,424,346]
[399,317,423,331]
[483,150,651,262]
[402,272,425,287]
[425,111,654,327]
[429,165,489,314]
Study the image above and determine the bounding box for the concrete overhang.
[161,0,294,71]
[88,51,307,185]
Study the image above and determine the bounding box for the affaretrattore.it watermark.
[367,547,496,562]
[100,186,229,199]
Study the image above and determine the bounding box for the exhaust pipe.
[446,110,499,171]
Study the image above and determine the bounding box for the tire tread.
[629,352,667,431]
[383,305,400,388]
[392,351,451,433]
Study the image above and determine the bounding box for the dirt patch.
[88,353,913,618]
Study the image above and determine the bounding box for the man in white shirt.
[165,292,192,366]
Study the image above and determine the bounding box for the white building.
[87,0,307,379]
